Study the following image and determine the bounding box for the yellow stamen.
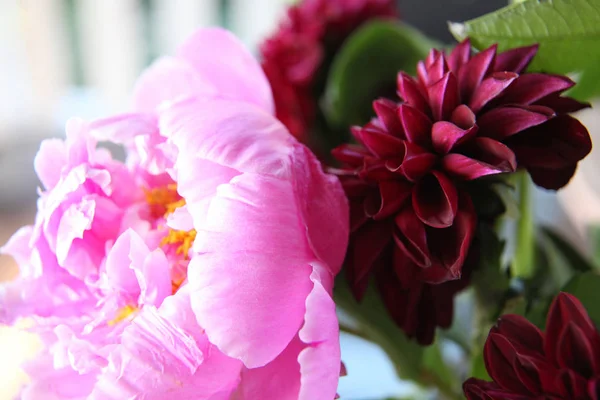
[144,184,182,218]
[161,229,197,259]
[108,305,138,326]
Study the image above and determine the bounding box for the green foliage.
[511,172,535,278]
[333,277,425,381]
[322,21,439,130]
[449,0,600,100]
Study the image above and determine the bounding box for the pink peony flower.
[1,28,349,399]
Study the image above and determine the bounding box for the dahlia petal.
[499,73,575,105]
[425,194,475,274]
[459,44,497,102]
[397,72,429,113]
[177,28,274,113]
[512,354,545,394]
[450,104,476,129]
[442,138,516,180]
[589,378,600,400]
[424,51,450,85]
[331,143,371,166]
[346,220,393,298]
[369,180,412,220]
[133,57,216,112]
[354,125,406,158]
[494,44,538,74]
[291,145,349,272]
[162,98,294,177]
[189,174,314,368]
[506,115,591,172]
[392,244,419,288]
[545,293,598,366]
[428,72,460,121]
[373,98,403,137]
[557,369,589,399]
[527,164,578,191]
[397,104,432,147]
[477,105,555,140]
[484,333,531,393]
[394,207,431,267]
[386,143,437,182]
[492,314,544,354]
[469,71,518,114]
[297,270,341,400]
[557,322,596,378]
[431,121,478,154]
[534,92,590,113]
[448,39,471,74]
[412,171,458,228]
[34,139,67,190]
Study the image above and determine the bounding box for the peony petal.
[428,72,460,121]
[297,268,340,400]
[162,98,294,178]
[412,171,458,228]
[34,139,67,190]
[431,121,478,154]
[89,307,242,400]
[458,44,497,102]
[291,145,349,272]
[469,71,518,114]
[397,104,432,147]
[477,105,555,140]
[189,174,314,368]
[494,44,538,74]
[177,28,274,113]
[133,57,218,112]
[105,229,147,295]
[233,337,303,399]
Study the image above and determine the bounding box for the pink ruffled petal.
[291,145,349,272]
[90,307,242,400]
[162,99,294,178]
[133,56,218,112]
[34,139,67,190]
[297,269,341,400]
[177,28,274,114]
[190,174,314,368]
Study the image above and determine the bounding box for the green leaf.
[540,227,596,273]
[588,225,600,270]
[333,277,425,381]
[422,342,458,394]
[449,0,600,100]
[322,21,439,129]
[511,172,535,278]
[562,271,600,327]
[470,352,491,381]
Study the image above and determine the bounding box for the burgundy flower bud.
[331,40,591,342]
[260,0,398,141]
[464,293,600,399]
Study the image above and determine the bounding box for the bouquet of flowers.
[2,0,599,398]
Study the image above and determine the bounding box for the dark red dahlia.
[331,40,592,340]
[464,292,600,399]
[260,0,398,140]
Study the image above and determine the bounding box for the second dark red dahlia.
[332,39,592,343]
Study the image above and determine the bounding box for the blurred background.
[0,0,598,398]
